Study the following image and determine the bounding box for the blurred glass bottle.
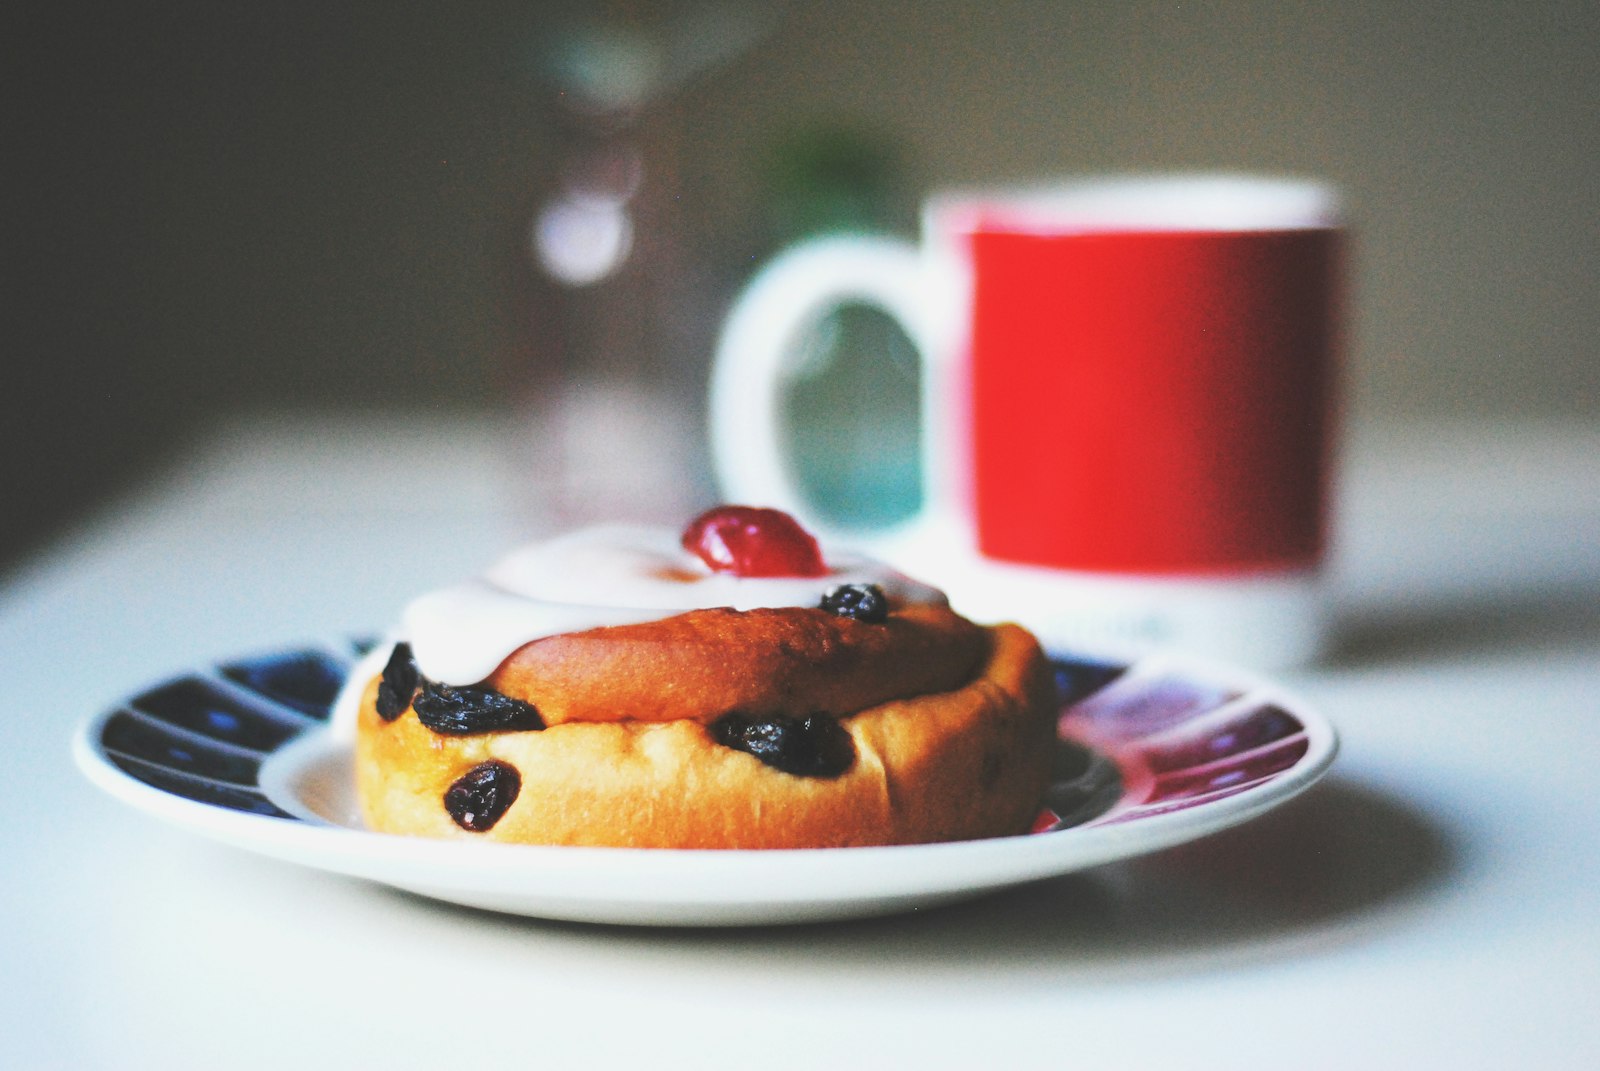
[512,1,780,529]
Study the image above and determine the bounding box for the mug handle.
[710,233,957,547]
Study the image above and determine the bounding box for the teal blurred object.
[760,124,923,530]
[781,302,923,529]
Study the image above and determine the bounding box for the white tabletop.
[6,412,1598,1070]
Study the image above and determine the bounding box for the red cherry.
[681,506,827,578]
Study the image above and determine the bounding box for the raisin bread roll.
[347,508,1058,849]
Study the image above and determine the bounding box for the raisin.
[444,760,521,832]
[375,642,418,721]
[711,712,856,778]
[681,505,827,577]
[819,583,889,623]
[412,679,544,735]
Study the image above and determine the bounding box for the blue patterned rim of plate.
[91,641,368,819]
[85,641,1316,835]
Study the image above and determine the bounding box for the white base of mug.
[872,533,1328,671]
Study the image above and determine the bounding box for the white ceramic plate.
[74,640,1336,926]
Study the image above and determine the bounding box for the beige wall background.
[10,1,1597,568]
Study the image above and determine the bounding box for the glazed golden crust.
[488,602,987,726]
[356,623,1056,849]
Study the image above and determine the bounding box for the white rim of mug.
[928,172,1341,236]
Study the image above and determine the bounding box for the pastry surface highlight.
[350,506,1057,849]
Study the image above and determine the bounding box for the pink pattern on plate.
[1061,672,1240,741]
[1048,657,1310,829]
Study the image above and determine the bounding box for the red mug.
[712,175,1342,666]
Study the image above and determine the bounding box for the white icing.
[397,524,945,686]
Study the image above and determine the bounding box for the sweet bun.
[488,601,987,726]
[349,508,1059,849]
